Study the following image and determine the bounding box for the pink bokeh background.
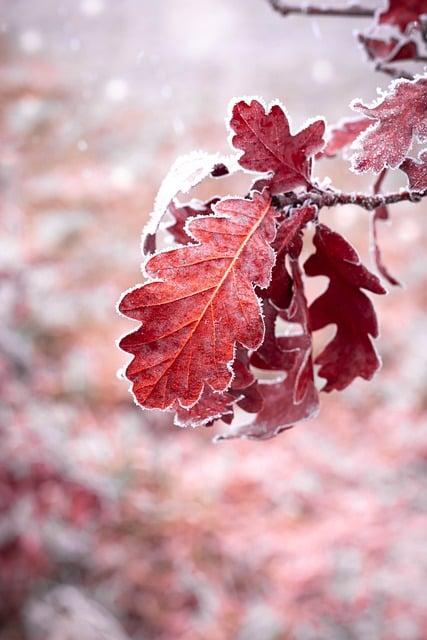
[0,1,426,639]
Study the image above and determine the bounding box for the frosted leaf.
[143,151,238,254]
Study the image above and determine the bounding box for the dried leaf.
[217,258,318,441]
[266,204,316,308]
[229,98,325,194]
[119,191,277,410]
[143,152,238,254]
[305,224,386,392]
[175,348,262,427]
[401,149,427,188]
[351,75,427,173]
[358,33,418,62]
[167,198,219,245]
[321,117,371,158]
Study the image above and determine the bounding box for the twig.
[372,169,387,196]
[267,0,375,18]
[273,187,427,212]
[375,63,414,81]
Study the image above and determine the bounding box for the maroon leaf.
[174,386,236,428]
[358,33,418,62]
[218,258,318,441]
[351,75,427,173]
[175,348,262,428]
[167,198,219,245]
[143,152,232,255]
[401,149,427,188]
[211,163,229,177]
[229,98,325,194]
[378,0,427,32]
[266,204,316,309]
[321,117,371,158]
[304,224,386,392]
[119,191,277,410]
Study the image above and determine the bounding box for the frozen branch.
[267,0,375,18]
[273,187,427,212]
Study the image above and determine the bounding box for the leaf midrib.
[145,197,272,405]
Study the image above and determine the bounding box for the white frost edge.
[349,71,427,174]
[225,94,327,171]
[141,150,240,256]
[116,190,276,419]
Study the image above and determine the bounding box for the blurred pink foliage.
[0,3,427,638]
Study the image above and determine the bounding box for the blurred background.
[0,1,426,638]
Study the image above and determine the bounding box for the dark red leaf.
[119,191,277,410]
[351,75,427,173]
[378,0,427,32]
[143,152,232,255]
[401,149,427,188]
[229,98,325,194]
[167,198,219,245]
[175,348,262,427]
[321,117,371,158]
[304,224,386,392]
[266,204,316,309]
[218,258,318,441]
[174,386,236,427]
[358,33,418,62]
[211,163,229,177]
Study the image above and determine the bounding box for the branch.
[375,63,414,81]
[267,0,375,18]
[273,187,427,211]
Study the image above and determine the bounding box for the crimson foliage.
[119,1,427,440]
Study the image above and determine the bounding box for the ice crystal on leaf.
[229,98,325,194]
[322,117,372,158]
[358,34,418,63]
[119,77,426,439]
[119,190,277,410]
[305,225,386,392]
[351,75,427,173]
[401,149,427,188]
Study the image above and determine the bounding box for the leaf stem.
[273,187,427,211]
[375,63,414,81]
[267,0,375,18]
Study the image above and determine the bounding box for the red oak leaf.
[218,258,318,441]
[175,348,262,428]
[229,98,325,194]
[321,117,371,158]
[304,224,386,392]
[358,33,418,62]
[378,0,427,32]
[266,204,316,309]
[401,149,427,188]
[143,153,238,254]
[167,198,219,245]
[174,386,236,427]
[211,163,230,177]
[118,191,277,410]
[351,75,427,173]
